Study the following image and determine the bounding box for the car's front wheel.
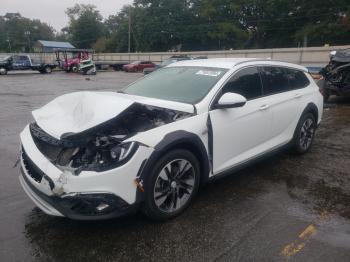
[291,113,316,154]
[0,67,7,75]
[71,65,78,73]
[143,149,200,220]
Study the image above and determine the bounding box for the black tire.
[44,66,52,74]
[291,113,317,154]
[142,149,200,221]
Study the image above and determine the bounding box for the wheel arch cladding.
[303,103,319,122]
[135,130,210,203]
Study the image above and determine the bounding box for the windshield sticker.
[196,70,222,77]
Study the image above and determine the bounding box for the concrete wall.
[92,45,350,67]
[1,45,350,67]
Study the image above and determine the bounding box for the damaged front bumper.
[19,169,135,220]
[19,125,153,220]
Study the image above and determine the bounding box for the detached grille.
[21,147,44,183]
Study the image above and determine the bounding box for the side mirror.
[214,92,247,109]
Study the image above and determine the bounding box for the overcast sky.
[2,0,133,31]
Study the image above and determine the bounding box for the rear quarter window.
[260,66,290,95]
[284,68,310,89]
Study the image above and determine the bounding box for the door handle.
[294,93,302,99]
[259,104,270,111]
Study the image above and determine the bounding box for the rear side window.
[260,66,290,95]
[222,67,263,100]
[284,68,310,89]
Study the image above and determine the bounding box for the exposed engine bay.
[30,103,192,174]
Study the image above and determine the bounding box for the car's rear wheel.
[142,149,200,220]
[291,113,316,154]
[44,66,52,74]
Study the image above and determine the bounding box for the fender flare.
[302,102,319,123]
[135,130,210,203]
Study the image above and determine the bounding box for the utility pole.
[303,34,308,48]
[6,39,12,53]
[128,7,131,53]
[25,31,31,52]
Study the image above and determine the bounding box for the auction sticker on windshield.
[196,70,222,77]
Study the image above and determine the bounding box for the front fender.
[134,129,210,204]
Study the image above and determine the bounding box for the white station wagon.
[19,58,323,220]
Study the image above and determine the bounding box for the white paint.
[33,91,195,140]
[19,58,324,218]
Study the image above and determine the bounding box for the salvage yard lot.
[1,71,350,261]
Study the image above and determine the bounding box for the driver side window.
[222,67,263,100]
[12,56,21,63]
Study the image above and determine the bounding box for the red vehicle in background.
[123,61,156,72]
[55,49,95,73]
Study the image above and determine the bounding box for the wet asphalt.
[0,71,350,262]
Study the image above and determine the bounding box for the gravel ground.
[0,71,350,262]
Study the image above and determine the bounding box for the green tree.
[82,0,350,52]
[65,4,106,48]
[0,13,55,52]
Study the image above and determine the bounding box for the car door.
[259,66,304,146]
[147,62,155,69]
[142,61,152,70]
[209,67,273,174]
[20,56,31,69]
[12,56,22,70]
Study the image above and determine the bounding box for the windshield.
[131,61,141,65]
[124,66,228,104]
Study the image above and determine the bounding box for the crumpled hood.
[32,92,134,139]
[32,91,194,140]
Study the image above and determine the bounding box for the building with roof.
[34,40,75,52]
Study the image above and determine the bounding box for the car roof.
[167,58,308,72]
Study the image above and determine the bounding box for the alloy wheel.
[153,159,195,213]
[299,118,315,150]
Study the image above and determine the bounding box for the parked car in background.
[143,55,192,75]
[0,55,56,75]
[123,61,156,72]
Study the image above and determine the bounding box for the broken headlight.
[110,142,138,162]
[70,139,139,173]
